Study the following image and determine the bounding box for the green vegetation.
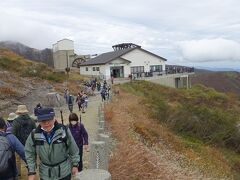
[0,49,67,82]
[120,80,240,176]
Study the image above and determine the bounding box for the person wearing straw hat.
[12,104,36,178]
[6,112,18,133]
[12,105,36,145]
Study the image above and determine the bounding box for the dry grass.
[105,93,166,180]
[105,90,233,179]
[0,86,17,98]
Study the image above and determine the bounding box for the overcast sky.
[1,0,240,69]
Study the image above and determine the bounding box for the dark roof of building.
[79,46,167,66]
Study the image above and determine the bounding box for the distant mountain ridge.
[0,41,53,67]
[195,66,240,72]
[192,71,240,95]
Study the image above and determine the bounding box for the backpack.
[68,96,73,104]
[0,134,13,174]
[18,117,34,145]
[31,125,69,149]
[80,96,86,104]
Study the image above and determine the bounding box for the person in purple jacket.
[68,113,88,172]
[0,117,26,179]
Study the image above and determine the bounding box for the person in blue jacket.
[0,117,26,179]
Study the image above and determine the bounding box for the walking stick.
[60,110,64,125]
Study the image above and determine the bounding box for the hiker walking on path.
[81,92,88,113]
[12,105,36,145]
[101,87,107,102]
[106,85,111,100]
[97,81,101,91]
[111,75,114,84]
[0,117,27,180]
[25,107,80,180]
[76,92,84,112]
[68,95,74,113]
[68,113,88,172]
[84,92,89,109]
[64,89,69,104]
[12,104,36,177]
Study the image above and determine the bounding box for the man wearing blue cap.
[25,107,80,180]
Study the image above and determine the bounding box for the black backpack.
[0,134,14,175]
[18,117,34,145]
[31,125,69,149]
[68,96,73,104]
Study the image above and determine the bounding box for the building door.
[175,77,180,88]
[110,66,124,78]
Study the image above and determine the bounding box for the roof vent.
[112,43,140,51]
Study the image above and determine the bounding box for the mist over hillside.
[192,71,240,95]
[196,66,240,72]
[0,41,53,67]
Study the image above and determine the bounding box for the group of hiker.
[64,89,88,113]
[0,102,88,180]
[100,80,111,102]
[0,78,112,180]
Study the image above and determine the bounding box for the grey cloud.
[1,1,240,68]
[177,38,240,62]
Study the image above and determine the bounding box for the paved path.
[18,89,103,180]
[54,91,102,169]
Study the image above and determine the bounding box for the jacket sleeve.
[12,119,19,137]
[66,128,80,167]
[31,120,36,129]
[7,134,26,163]
[81,124,89,145]
[24,133,37,175]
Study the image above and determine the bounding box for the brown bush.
[0,86,17,98]
[133,122,158,144]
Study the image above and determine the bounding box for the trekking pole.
[79,113,82,124]
[60,110,64,125]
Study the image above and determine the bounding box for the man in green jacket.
[25,107,80,180]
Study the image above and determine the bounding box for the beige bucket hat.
[16,105,29,114]
[7,112,17,120]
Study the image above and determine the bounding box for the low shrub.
[0,86,17,98]
[120,81,240,152]
[0,50,67,82]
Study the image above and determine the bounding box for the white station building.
[79,43,167,80]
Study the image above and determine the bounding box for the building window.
[96,67,100,71]
[93,67,96,71]
[131,66,144,73]
[150,65,162,72]
[86,67,88,71]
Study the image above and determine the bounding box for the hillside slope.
[192,71,240,95]
[0,49,84,116]
[0,41,53,66]
[106,90,232,179]
[105,81,240,179]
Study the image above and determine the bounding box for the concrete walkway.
[19,91,103,180]
[54,91,102,169]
